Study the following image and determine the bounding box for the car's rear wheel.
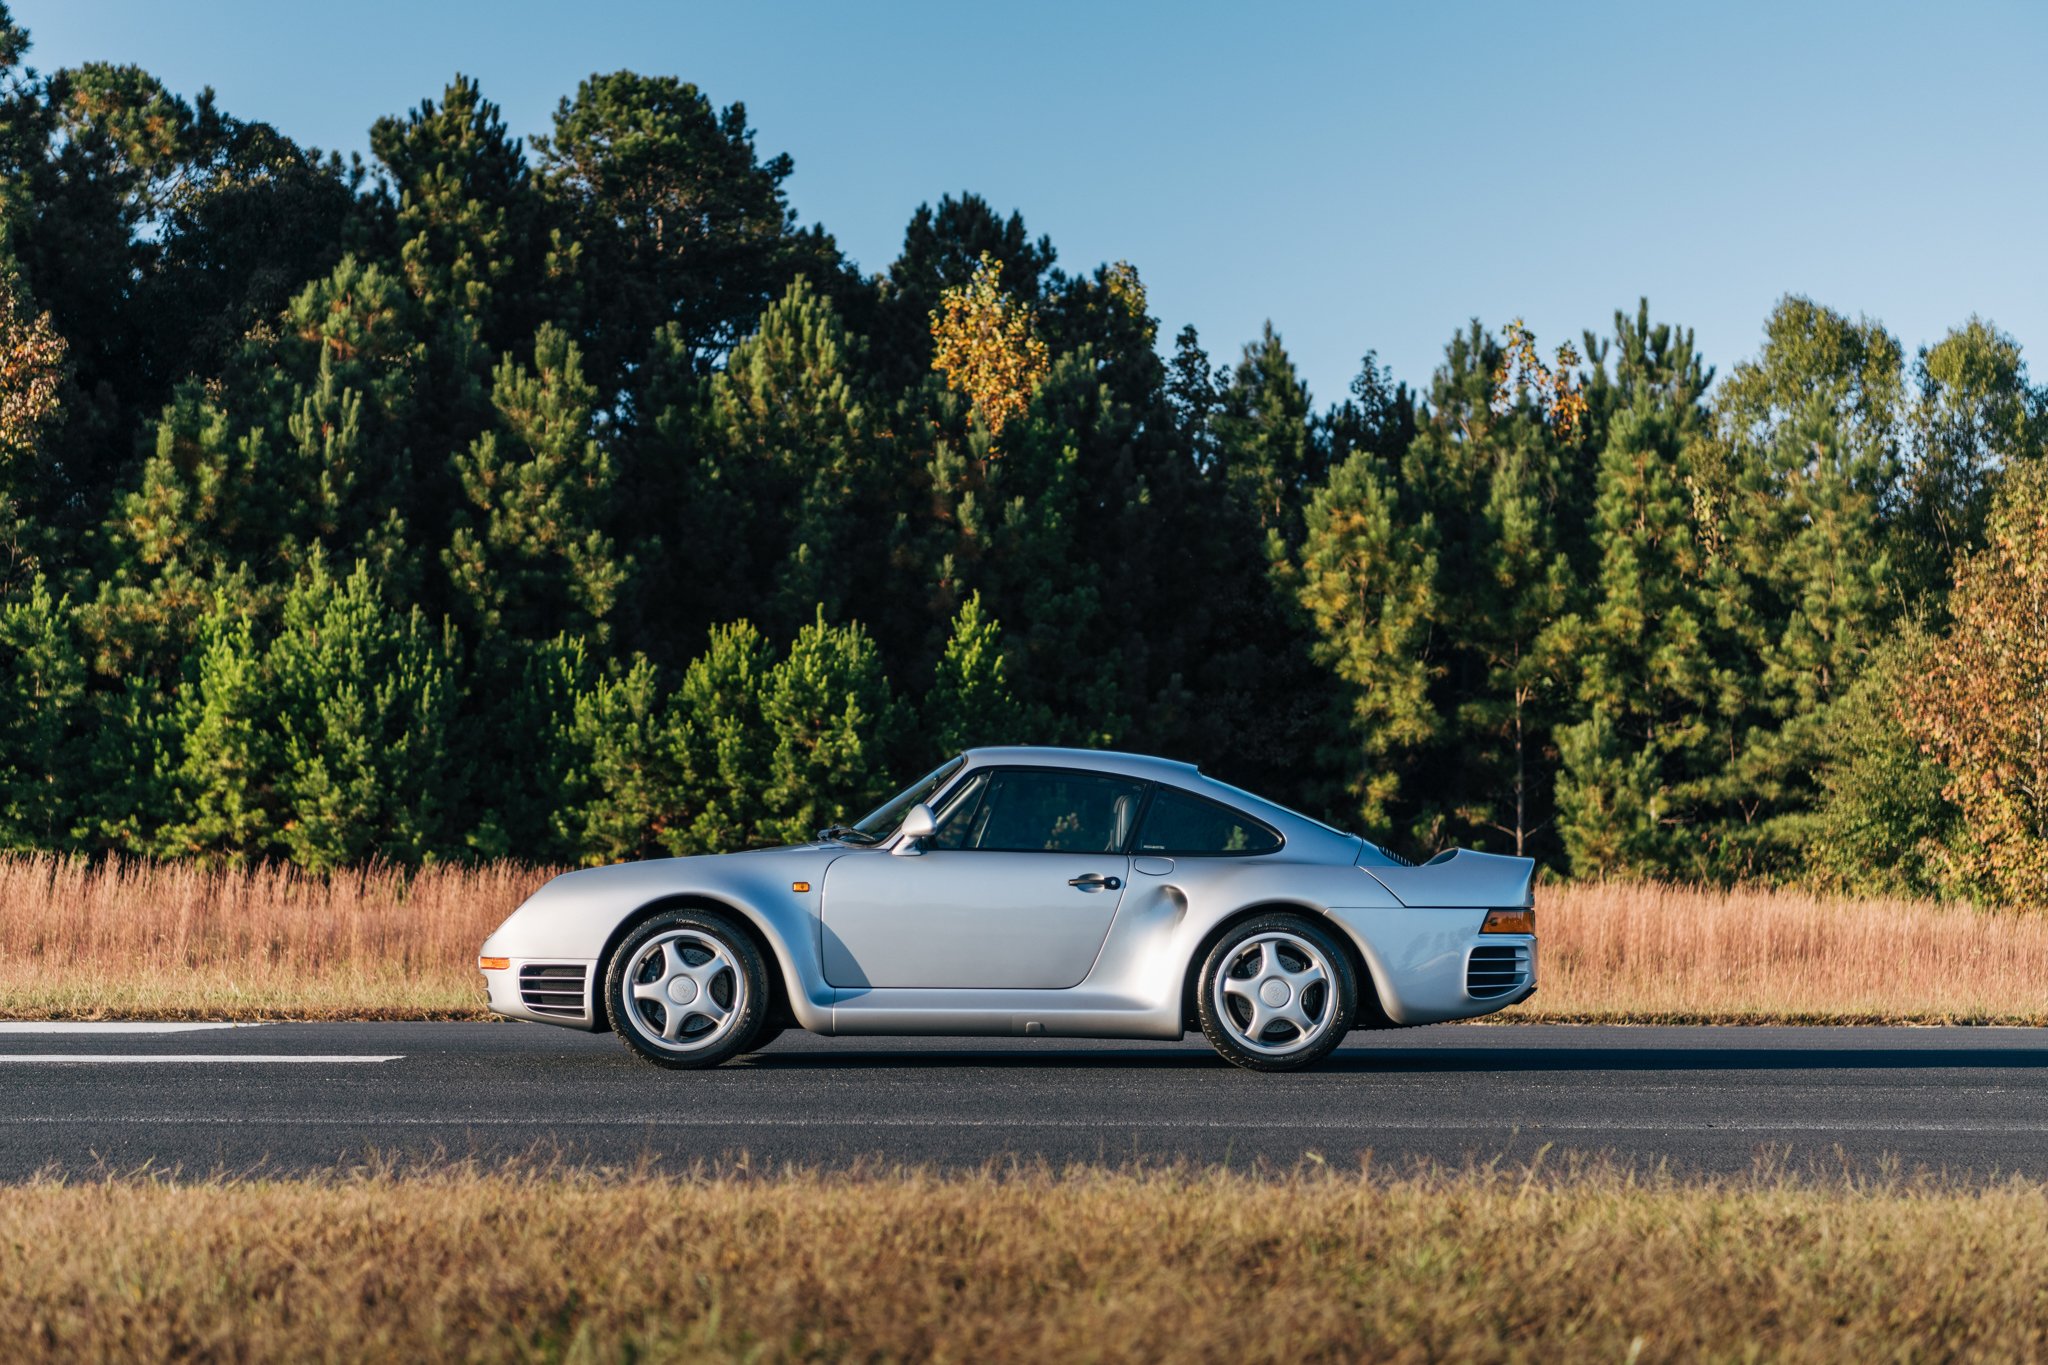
[1196,914,1357,1072]
[606,909,770,1069]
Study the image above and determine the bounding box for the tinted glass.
[852,755,967,839]
[961,770,1147,853]
[924,772,990,851]
[1135,787,1282,855]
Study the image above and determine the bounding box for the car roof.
[956,746,1363,858]
[960,746,1202,785]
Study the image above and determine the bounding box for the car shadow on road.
[733,1043,2048,1074]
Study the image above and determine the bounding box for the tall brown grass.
[1528,879,2048,1024]
[0,854,548,1020]
[6,1160,2048,1362]
[0,854,2043,1022]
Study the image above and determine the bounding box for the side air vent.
[518,963,590,1019]
[1467,944,1531,1000]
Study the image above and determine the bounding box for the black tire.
[605,908,771,1070]
[740,1023,788,1054]
[1195,913,1358,1072]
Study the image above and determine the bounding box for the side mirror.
[893,803,936,856]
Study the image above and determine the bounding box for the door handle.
[1068,873,1122,891]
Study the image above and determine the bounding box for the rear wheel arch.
[1180,901,1387,1033]
[595,894,795,1035]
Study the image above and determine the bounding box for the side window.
[925,773,990,851]
[964,770,1148,853]
[1135,787,1282,856]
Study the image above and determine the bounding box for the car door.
[821,767,1143,989]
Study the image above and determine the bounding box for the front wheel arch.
[595,895,794,1037]
[1179,901,1386,1033]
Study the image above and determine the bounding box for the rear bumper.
[1324,903,1537,1025]
[482,957,602,1031]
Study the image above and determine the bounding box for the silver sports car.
[478,747,1537,1071]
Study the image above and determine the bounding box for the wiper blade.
[817,826,879,845]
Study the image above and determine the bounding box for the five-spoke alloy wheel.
[606,909,770,1069]
[1196,914,1358,1071]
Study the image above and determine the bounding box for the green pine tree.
[1711,298,1906,873]
[558,654,685,865]
[1290,446,1438,832]
[1383,321,1587,857]
[670,620,776,853]
[461,633,593,862]
[759,611,899,844]
[265,555,461,870]
[925,591,1017,757]
[1213,322,1321,551]
[445,323,627,645]
[368,75,554,352]
[1898,318,2044,603]
[0,574,84,849]
[154,595,272,861]
[73,673,179,855]
[535,71,842,391]
[687,277,881,641]
[1806,625,1961,898]
[1553,712,1669,875]
[1552,306,1737,877]
[86,254,423,674]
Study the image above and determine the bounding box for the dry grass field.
[0,853,2044,1023]
[0,855,534,1020]
[1525,879,2048,1024]
[5,1159,2048,1363]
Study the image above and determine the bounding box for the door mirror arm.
[893,803,937,856]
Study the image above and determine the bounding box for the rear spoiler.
[1357,848,1535,909]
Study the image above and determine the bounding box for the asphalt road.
[3,1022,2046,1179]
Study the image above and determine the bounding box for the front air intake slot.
[518,963,590,1018]
[1466,944,1531,1000]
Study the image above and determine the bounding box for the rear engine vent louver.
[1466,944,1531,1000]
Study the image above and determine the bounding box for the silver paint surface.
[479,747,1538,1038]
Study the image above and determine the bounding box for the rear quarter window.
[1135,787,1282,856]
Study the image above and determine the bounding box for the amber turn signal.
[791,881,812,893]
[478,956,511,971]
[1480,908,1534,935]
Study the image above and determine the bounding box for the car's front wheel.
[1196,914,1358,1071]
[606,909,770,1069]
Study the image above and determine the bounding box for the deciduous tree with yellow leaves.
[929,250,1049,440]
[1906,459,2048,907]
[0,272,64,463]
[0,267,66,582]
[1493,317,1589,439]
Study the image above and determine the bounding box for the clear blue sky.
[21,0,2047,405]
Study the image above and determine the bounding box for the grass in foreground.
[1,853,2045,1023]
[6,1160,2048,1362]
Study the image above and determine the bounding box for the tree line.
[0,7,2043,901]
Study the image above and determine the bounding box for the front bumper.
[482,957,601,1030]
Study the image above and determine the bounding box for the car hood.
[484,843,849,953]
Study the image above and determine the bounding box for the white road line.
[0,1055,401,1064]
[0,1022,257,1034]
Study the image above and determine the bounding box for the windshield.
[849,755,968,840]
